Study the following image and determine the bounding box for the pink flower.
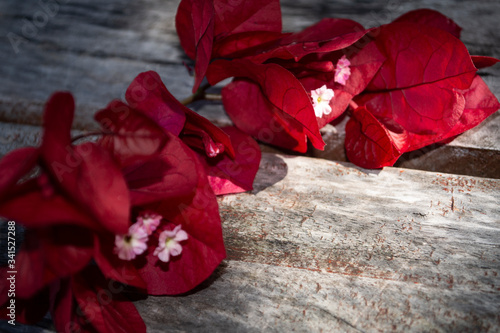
[154,225,189,263]
[114,223,149,260]
[311,85,335,118]
[136,211,162,235]
[334,55,351,85]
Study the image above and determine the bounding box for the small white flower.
[311,85,335,118]
[136,212,162,235]
[334,55,351,85]
[114,223,149,261]
[154,225,189,263]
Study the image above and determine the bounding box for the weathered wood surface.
[0,0,499,177]
[135,153,500,332]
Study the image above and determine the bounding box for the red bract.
[176,0,282,92]
[221,78,310,152]
[176,0,384,153]
[392,8,462,38]
[203,126,262,195]
[124,71,260,195]
[0,93,144,331]
[203,16,383,152]
[48,266,146,333]
[297,41,386,128]
[0,93,132,302]
[0,92,130,234]
[208,59,326,152]
[94,105,227,295]
[243,18,368,63]
[346,9,500,168]
[8,226,93,299]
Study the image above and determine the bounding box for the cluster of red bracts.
[177,1,499,168]
[1,0,499,331]
[0,72,261,332]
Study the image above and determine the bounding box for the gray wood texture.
[0,0,499,332]
[134,153,500,332]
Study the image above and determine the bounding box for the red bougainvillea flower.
[176,0,283,92]
[48,266,147,333]
[176,0,383,152]
[345,9,500,168]
[0,93,146,331]
[1,265,148,333]
[204,17,386,152]
[94,99,227,295]
[0,92,130,234]
[0,93,131,300]
[123,70,261,195]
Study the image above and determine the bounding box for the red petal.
[0,147,38,200]
[125,132,199,206]
[391,84,465,135]
[0,180,100,230]
[125,71,187,136]
[73,266,146,333]
[250,18,367,63]
[182,107,236,159]
[393,9,462,38]
[368,23,475,91]
[365,22,476,134]
[207,59,325,150]
[67,143,131,234]
[212,31,284,58]
[222,79,309,152]
[406,75,500,151]
[203,126,262,195]
[0,282,49,325]
[345,106,405,168]
[176,0,215,92]
[13,226,93,298]
[95,100,168,168]
[175,0,197,59]
[39,94,130,234]
[49,278,75,333]
[470,56,500,69]
[213,0,282,38]
[41,92,74,153]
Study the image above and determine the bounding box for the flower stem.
[180,83,220,105]
[204,93,222,101]
[71,131,107,143]
[349,100,359,110]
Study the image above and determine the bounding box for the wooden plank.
[0,0,498,178]
[132,153,500,332]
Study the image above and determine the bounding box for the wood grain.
[140,153,500,332]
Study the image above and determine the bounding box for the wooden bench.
[0,0,499,331]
